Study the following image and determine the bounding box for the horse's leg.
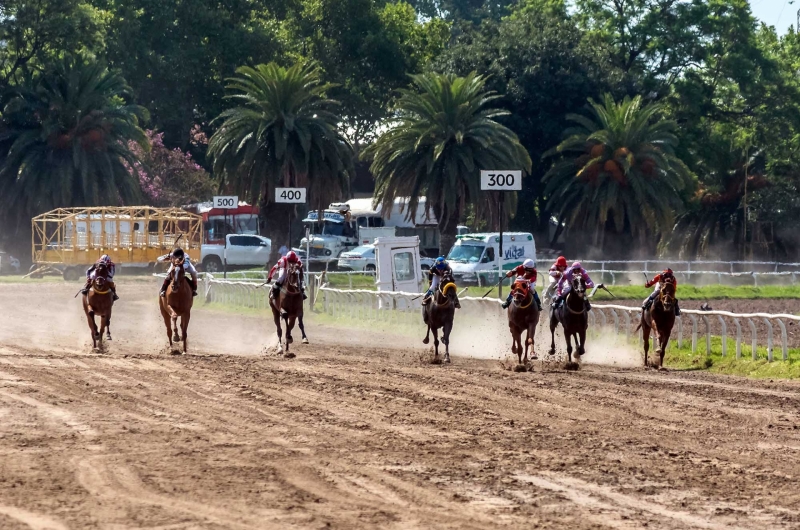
[577,328,586,358]
[564,331,573,364]
[548,313,558,356]
[442,320,452,364]
[642,319,651,367]
[527,322,537,361]
[86,308,98,349]
[432,327,440,359]
[298,315,309,344]
[105,309,112,341]
[161,306,173,348]
[171,312,180,343]
[181,312,191,353]
[659,328,671,369]
[286,315,296,345]
[98,314,107,348]
[272,309,283,352]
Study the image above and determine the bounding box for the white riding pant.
[430,274,442,291]
[168,259,197,278]
[644,284,661,304]
[545,276,558,297]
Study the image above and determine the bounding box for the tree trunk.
[262,202,295,266]
[438,206,460,258]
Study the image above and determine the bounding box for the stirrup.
[112,293,119,301]
[192,291,198,297]
[501,301,510,309]
[159,289,166,298]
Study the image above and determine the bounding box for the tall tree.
[0,56,147,229]
[365,72,532,255]
[543,94,692,252]
[207,61,353,262]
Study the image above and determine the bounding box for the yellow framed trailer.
[30,206,202,280]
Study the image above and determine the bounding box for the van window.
[482,247,495,263]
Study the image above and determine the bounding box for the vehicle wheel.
[202,256,222,274]
[63,267,81,282]
[28,264,43,279]
[365,264,376,272]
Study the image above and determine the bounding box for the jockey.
[424,257,461,309]
[501,258,542,311]
[545,255,569,301]
[158,248,198,297]
[268,250,306,300]
[81,254,118,300]
[554,261,594,311]
[643,268,680,315]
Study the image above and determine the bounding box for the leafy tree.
[0,56,147,229]
[0,0,107,86]
[207,61,353,262]
[543,94,692,252]
[435,10,623,235]
[125,130,214,207]
[365,72,531,255]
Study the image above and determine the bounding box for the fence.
[200,273,799,363]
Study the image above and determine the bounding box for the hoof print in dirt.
[563,361,581,371]
[283,352,296,359]
[170,348,183,356]
[513,364,529,373]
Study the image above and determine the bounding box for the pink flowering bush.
[126,129,215,207]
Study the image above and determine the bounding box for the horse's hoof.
[444,356,451,364]
[287,336,294,344]
[302,338,309,344]
[548,348,555,356]
[422,337,430,345]
[513,364,528,373]
[106,335,112,341]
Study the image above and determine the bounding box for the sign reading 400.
[480,170,522,191]
[275,187,307,204]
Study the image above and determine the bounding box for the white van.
[447,232,536,286]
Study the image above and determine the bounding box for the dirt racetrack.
[1,281,800,529]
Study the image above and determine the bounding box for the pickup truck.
[200,234,272,273]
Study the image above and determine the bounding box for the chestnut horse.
[270,263,304,357]
[82,262,114,349]
[637,280,677,368]
[507,280,540,365]
[422,273,457,364]
[548,275,588,364]
[159,257,193,353]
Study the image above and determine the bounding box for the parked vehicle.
[201,234,271,273]
[447,232,537,286]
[337,245,377,272]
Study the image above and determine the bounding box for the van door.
[390,248,420,293]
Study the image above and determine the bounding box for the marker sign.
[480,170,522,191]
[213,196,239,209]
[275,188,307,204]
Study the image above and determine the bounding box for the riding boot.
[534,291,542,312]
[501,292,513,309]
[80,278,92,295]
[191,279,198,297]
[454,295,461,309]
[642,292,656,310]
[159,277,170,297]
[271,282,282,300]
[584,299,592,311]
[301,287,307,301]
[111,285,119,301]
[675,299,681,316]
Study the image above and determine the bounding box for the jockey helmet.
[173,248,185,258]
[571,261,582,269]
[556,256,567,268]
[435,257,447,270]
[286,251,299,263]
[100,254,110,263]
[523,258,535,270]
[663,268,673,275]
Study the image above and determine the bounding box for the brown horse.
[548,275,588,364]
[507,280,540,365]
[270,263,304,357]
[82,262,114,349]
[637,280,677,368]
[422,275,457,363]
[159,257,193,353]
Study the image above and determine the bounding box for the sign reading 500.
[480,170,522,191]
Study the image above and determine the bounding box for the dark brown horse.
[159,257,193,353]
[422,275,457,363]
[548,275,588,364]
[82,262,114,349]
[507,280,540,365]
[637,280,677,368]
[270,263,304,357]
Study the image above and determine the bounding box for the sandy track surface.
[1,281,800,529]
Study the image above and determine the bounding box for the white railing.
[584,269,799,286]
[579,259,800,273]
[199,274,799,363]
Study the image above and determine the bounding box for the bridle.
[512,281,533,309]
[564,275,587,315]
[434,273,457,307]
[658,280,676,309]
[92,263,110,294]
[171,257,186,290]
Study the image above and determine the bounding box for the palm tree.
[543,94,693,250]
[208,61,354,263]
[0,56,148,226]
[365,72,532,256]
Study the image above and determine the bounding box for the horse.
[548,274,588,365]
[637,280,677,368]
[270,263,304,357]
[422,273,457,363]
[158,256,194,353]
[82,262,114,349]
[507,280,540,366]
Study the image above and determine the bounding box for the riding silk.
[556,266,594,296]
[269,256,304,284]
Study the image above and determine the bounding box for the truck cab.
[301,201,388,262]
